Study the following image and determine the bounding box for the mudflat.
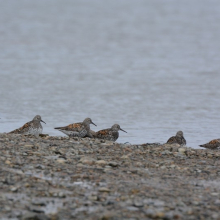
[0,133,220,219]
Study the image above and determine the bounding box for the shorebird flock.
[8,115,127,142]
[7,115,220,150]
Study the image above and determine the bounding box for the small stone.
[126,206,139,211]
[211,192,219,196]
[76,163,86,167]
[35,164,45,169]
[135,162,142,167]
[56,158,66,163]
[80,157,95,165]
[0,156,6,161]
[99,187,111,192]
[32,200,46,206]
[88,195,98,201]
[133,199,143,207]
[108,161,119,167]
[192,201,199,205]
[24,145,34,148]
[39,134,49,137]
[58,192,66,198]
[4,206,11,211]
[174,152,187,158]
[5,160,11,165]
[207,154,213,158]
[11,187,18,192]
[178,148,186,154]
[22,212,49,220]
[155,212,165,218]
[121,155,129,159]
[96,160,107,165]
[161,150,171,155]
[144,209,155,217]
[214,199,220,205]
[154,200,165,207]
[22,212,37,220]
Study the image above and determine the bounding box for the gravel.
[0,133,220,219]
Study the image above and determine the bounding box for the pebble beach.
[0,133,220,219]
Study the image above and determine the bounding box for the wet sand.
[0,133,220,219]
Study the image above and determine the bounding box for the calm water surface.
[1,0,220,148]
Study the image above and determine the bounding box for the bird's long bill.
[91,121,97,126]
[120,128,127,133]
[41,119,46,124]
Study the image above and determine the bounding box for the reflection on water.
[0,0,220,148]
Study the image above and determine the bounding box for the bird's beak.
[91,121,97,126]
[120,128,127,133]
[41,119,46,124]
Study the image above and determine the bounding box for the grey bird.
[166,131,186,145]
[96,124,127,142]
[9,115,46,137]
[54,118,97,138]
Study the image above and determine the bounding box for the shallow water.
[1,0,220,148]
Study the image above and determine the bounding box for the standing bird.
[166,131,186,145]
[54,118,96,138]
[9,115,46,137]
[96,124,127,142]
[199,139,220,150]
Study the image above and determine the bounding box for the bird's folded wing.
[9,121,32,134]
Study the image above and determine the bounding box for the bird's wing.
[55,122,83,132]
[9,121,32,134]
[96,129,110,137]
[209,139,220,145]
[166,136,176,144]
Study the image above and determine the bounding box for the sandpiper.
[54,118,96,138]
[96,124,127,142]
[9,115,46,137]
[166,131,186,145]
[199,139,220,149]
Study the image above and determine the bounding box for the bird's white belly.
[26,127,43,136]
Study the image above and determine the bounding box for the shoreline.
[0,133,220,219]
